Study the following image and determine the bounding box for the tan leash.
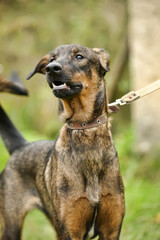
[108,79,160,107]
[66,80,160,129]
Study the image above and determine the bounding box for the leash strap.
[66,80,160,130]
[109,79,160,107]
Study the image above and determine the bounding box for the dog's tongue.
[53,83,70,91]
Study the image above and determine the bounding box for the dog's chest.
[58,149,103,204]
[55,128,112,204]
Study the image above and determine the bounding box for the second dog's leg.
[0,171,41,240]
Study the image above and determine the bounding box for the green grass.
[0,127,160,239]
[121,180,160,240]
[114,127,160,240]
[23,210,56,240]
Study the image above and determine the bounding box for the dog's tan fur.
[0,44,125,240]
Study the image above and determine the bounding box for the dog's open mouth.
[51,80,83,99]
[52,81,71,91]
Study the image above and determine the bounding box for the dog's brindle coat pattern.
[0,44,125,240]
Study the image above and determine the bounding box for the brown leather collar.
[67,114,107,130]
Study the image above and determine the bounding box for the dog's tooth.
[52,82,70,90]
[64,83,70,89]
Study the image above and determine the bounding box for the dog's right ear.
[26,53,51,80]
[93,48,110,73]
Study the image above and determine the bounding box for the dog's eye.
[50,57,55,62]
[76,54,84,60]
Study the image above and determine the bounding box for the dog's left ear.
[26,53,51,80]
[93,48,110,73]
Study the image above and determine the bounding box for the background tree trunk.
[128,0,160,152]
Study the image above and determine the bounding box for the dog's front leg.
[96,193,125,240]
[0,222,22,240]
[60,197,95,240]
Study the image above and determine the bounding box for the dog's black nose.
[46,62,62,74]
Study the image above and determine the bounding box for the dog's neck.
[58,79,108,124]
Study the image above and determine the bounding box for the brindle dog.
[0,44,125,240]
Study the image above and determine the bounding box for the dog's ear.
[93,48,110,72]
[26,53,51,80]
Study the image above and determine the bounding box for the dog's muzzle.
[46,62,83,99]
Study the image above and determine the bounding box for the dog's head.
[27,44,110,99]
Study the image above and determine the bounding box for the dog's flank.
[0,44,125,240]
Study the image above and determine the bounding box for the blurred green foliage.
[0,0,160,239]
